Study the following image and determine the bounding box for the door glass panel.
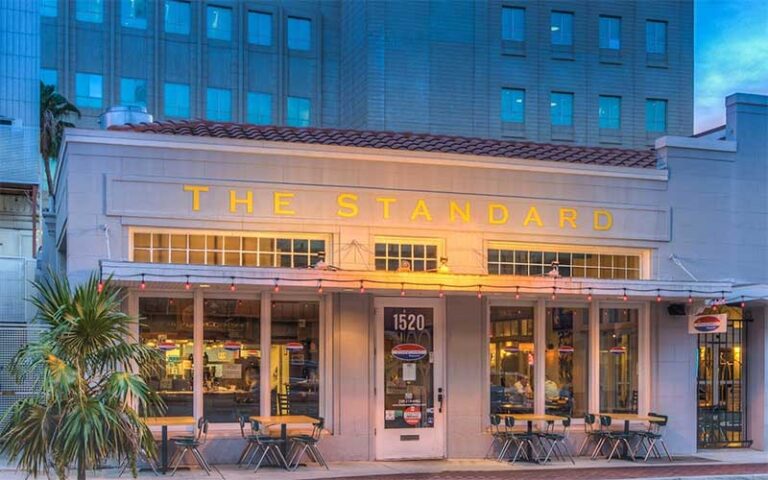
[383,307,434,429]
[546,307,588,417]
[599,308,639,413]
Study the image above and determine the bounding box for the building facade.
[48,93,768,460]
[40,0,693,147]
[0,0,42,417]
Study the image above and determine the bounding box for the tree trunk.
[77,452,86,480]
[43,156,55,201]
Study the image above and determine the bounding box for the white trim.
[193,289,204,423]
[259,292,272,417]
[61,129,669,182]
[655,135,737,153]
[588,300,600,415]
[534,298,546,417]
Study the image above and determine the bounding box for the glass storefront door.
[375,298,445,459]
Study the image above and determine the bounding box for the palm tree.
[0,272,165,479]
[40,82,80,200]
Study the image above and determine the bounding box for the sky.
[695,0,768,132]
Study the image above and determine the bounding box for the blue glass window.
[598,96,621,129]
[501,7,525,42]
[206,88,232,121]
[75,73,103,108]
[645,99,667,132]
[599,16,621,50]
[41,0,58,17]
[76,0,103,23]
[164,83,190,118]
[247,92,272,125]
[286,97,311,127]
[646,20,667,54]
[501,88,525,123]
[550,92,574,127]
[40,69,58,88]
[551,11,573,46]
[287,17,311,51]
[207,6,232,41]
[121,0,147,29]
[164,0,190,35]
[120,78,147,107]
[248,11,272,46]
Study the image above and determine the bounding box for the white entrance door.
[374,297,445,460]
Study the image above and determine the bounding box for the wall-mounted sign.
[689,314,728,334]
[107,176,672,241]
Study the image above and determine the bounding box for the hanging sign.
[689,313,728,334]
[609,346,626,355]
[558,345,574,354]
[158,341,177,351]
[503,345,520,353]
[223,341,241,351]
[285,342,304,352]
[391,344,428,361]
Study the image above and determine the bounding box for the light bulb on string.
[400,283,406,296]
[140,274,146,290]
[551,287,557,301]
[656,289,662,303]
[230,277,236,292]
[438,285,444,298]
[359,280,365,294]
[514,286,520,300]
[317,280,323,294]
[622,288,628,302]
[273,279,280,293]
[477,285,483,299]
[587,288,592,302]
[97,279,104,294]
[185,275,191,290]
[741,296,746,308]
[688,291,693,304]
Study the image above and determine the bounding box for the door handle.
[437,387,444,413]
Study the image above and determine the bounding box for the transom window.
[487,245,643,280]
[374,238,440,272]
[132,230,327,268]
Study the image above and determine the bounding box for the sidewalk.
[2,450,768,479]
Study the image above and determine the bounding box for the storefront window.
[546,308,588,417]
[600,308,639,413]
[489,306,534,414]
[139,297,194,416]
[270,301,320,416]
[203,299,261,423]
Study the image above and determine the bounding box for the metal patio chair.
[503,416,539,464]
[485,414,509,461]
[170,418,211,475]
[287,417,329,470]
[538,417,575,464]
[637,413,673,462]
[596,415,636,462]
[245,419,289,473]
[577,413,606,457]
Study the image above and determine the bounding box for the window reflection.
[140,297,194,416]
[489,306,534,414]
[270,301,320,417]
[546,308,588,417]
[600,308,639,413]
[203,299,261,423]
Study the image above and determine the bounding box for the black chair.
[577,413,605,457]
[245,420,289,472]
[170,418,210,475]
[485,414,508,461]
[538,417,575,464]
[287,417,329,470]
[596,415,636,462]
[503,416,539,464]
[637,413,673,462]
[237,415,268,467]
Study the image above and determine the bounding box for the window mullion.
[588,299,600,415]
[260,291,272,417]
[534,298,546,415]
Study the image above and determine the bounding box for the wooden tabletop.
[142,416,197,427]
[499,413,566,422]
[599,413,665,422]
[250,415,318,425]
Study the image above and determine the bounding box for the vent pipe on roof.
[99,105,153,129]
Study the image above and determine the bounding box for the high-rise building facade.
[41,0,693,148]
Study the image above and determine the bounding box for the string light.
[587,288,592,302]
[688,291,693,304]
[140,274,146,290]
[515,286,520,300]
[359,280,365,294]
[185,275,191,290]
[229,277,236,292]
[622,288,628,302]
[273,279,280,293]
[400,283,406,296]
[438,285,444,298]
[551,287,556,301]
[97,280,104,294]
[477,285,482,299]
[317,280,323,294]
[741,296,746,308]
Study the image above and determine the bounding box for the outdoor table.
[598,413,665,460]
[250,415,319,464]
[499,413,566,463]
[143,416,196,474]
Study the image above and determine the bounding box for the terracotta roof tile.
[109,120,658,169]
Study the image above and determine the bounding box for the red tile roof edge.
[109,120,659,169]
